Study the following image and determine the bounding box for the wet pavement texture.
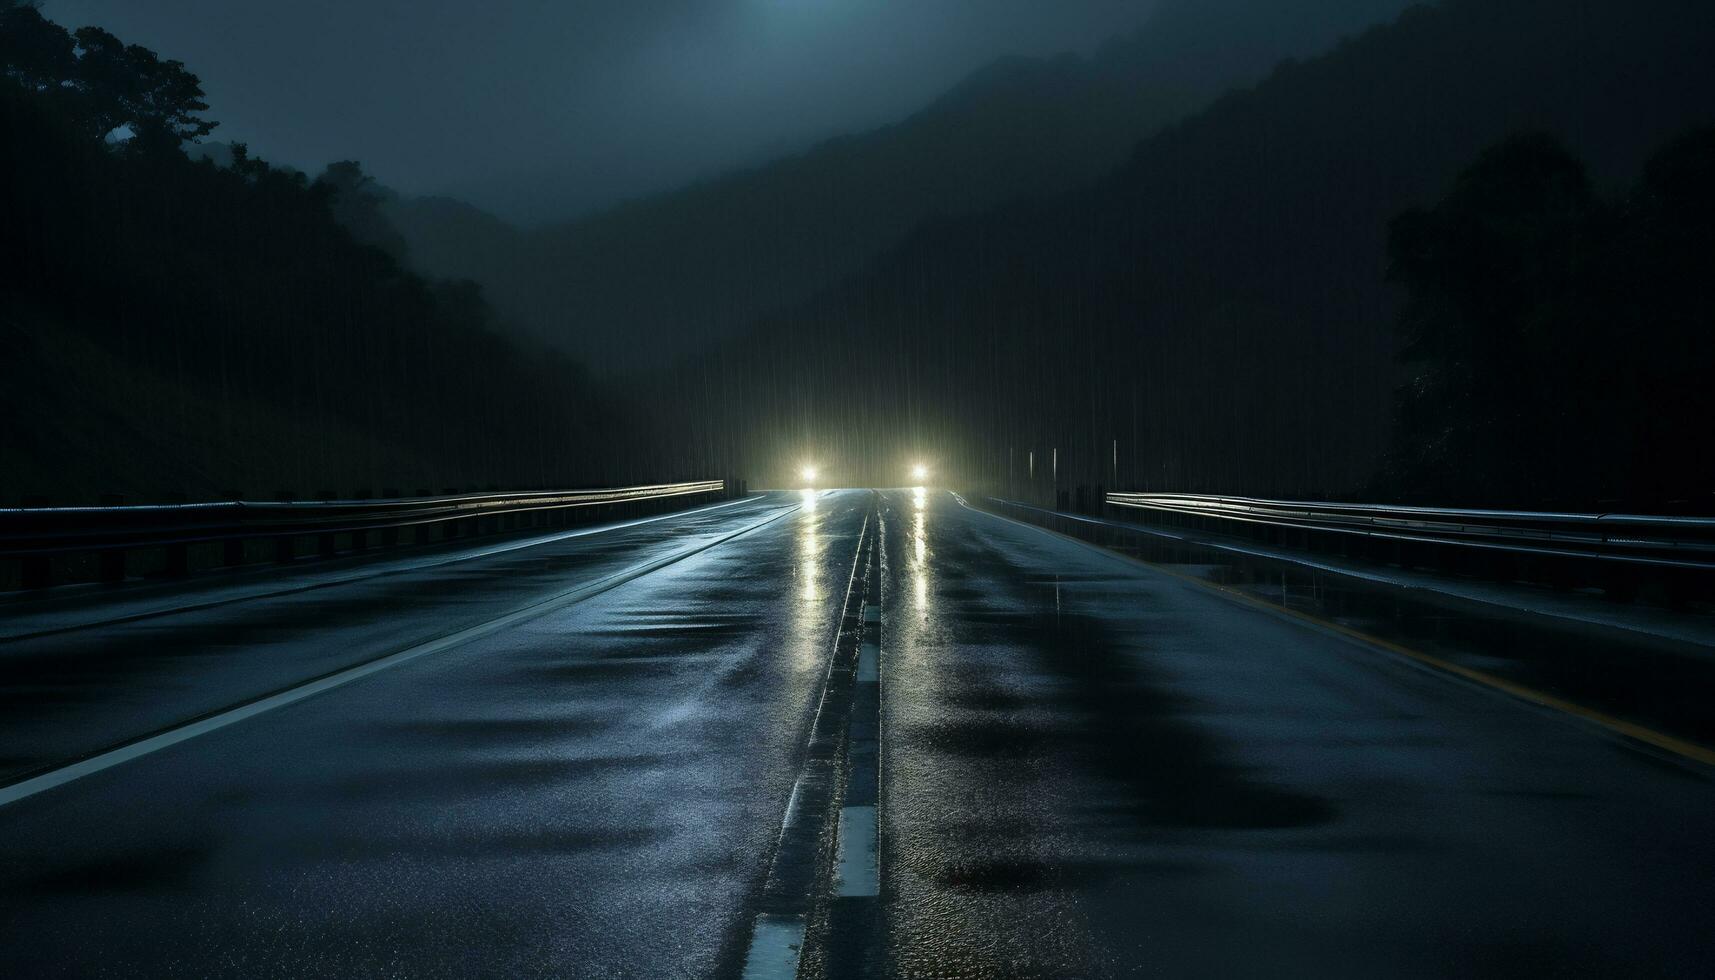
[875,491,1715,979]
[0,494,797,783]
[0,491,868,977]
[981,498,1715,753]
[2,489,1713,977]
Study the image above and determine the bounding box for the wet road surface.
[875,491,1715,978]
[2,489,1712,977]
[0,493,799,784]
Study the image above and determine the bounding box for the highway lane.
[0,489,869,977]
[0,493,796,784]
[2,488,1713,977]
[873,490,1715,978]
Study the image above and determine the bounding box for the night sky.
[42,0,1160,224]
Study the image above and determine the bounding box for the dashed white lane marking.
[834,805,880,897]
[857,641,879,682]
[741,914,807,980]
[0,504,802,808]
[739,511,873,980]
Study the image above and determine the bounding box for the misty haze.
[3,1,1714,977]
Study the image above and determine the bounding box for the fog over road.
[2,490,1711,977]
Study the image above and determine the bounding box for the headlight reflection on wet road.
[911,488,931,614]
[796,490,827,632]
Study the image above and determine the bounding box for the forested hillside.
[660,0,1715,509]
[0,3,621,504]
[388,0,1415,371]
[1381,130,1715,508]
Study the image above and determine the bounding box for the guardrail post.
[219,492,245,568]
[97,494,126,584]
[165,543,190,578]
[19,495,50,588]
[97,548,125,583]
[21,555,50,590]
[161,492,192,577]
[1601,565,1641,602]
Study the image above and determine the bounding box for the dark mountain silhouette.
[386,0,1417,372]
[658,0,1715,507]
[0,3,627,504]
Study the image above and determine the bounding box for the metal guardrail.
[1106,492,1715,571]
[0,481,727,558]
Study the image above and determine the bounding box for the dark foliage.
[0,1,214,149]
[316,160,410,263]
[0,2,619,503]
[1383,130,1715,510]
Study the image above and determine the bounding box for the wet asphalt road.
[3,489,1714,977]
[874,491,1715,979]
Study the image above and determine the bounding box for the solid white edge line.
[0,501,801,808]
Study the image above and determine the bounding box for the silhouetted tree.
[0,2,216,149]
[0,1,75,95]
[316,160,410,261]
[70,25,215,148]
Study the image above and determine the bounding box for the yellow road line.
[972,497,1715,768]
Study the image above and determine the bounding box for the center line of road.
[740,508,875,980]
[0,501,804,809]
[821,507,886,975]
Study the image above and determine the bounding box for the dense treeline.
[0,2,621,504]
[659,0,1715,510]
[1383,131,1715,509]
